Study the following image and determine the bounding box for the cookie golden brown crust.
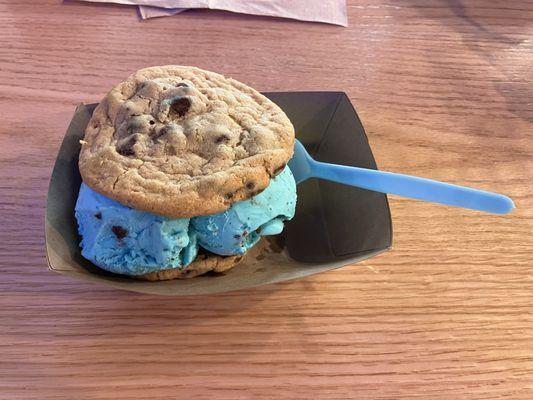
[79,66,294,218]
[135,253,243,281]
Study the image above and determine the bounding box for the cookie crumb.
[273,163,287,176]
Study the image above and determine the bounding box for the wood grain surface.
[1,1,532,399]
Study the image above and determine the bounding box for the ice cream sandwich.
[75,66,297,280]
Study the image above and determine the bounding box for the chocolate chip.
[215,135,230,144]
[149,120,155,125]
[176,82,189,87]
[170,97,191,117]
[204,270,222,277]
[94,212,102,220]
[224,192,234,200]
[116,136,137,156]
[112,226,128,240]
[246,182,255,190]
[151,126,167,140]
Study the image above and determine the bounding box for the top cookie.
[79,66,295,218]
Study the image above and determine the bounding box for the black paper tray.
[45,92,393,295]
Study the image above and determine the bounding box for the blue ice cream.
[75,167,297,275]
[192,167,297,255]
[75,184,198,276]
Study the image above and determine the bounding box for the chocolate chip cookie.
[79,66,294,218]
[137,252,243,281]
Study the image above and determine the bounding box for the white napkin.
[78,0,348,26]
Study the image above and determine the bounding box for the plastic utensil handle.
[313,161,514,214]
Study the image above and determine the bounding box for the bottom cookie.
[134,252,244,281]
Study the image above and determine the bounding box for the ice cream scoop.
[192,167,297,256]
[75,167,297,275]
[75,183,198,276]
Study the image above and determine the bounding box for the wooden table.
[1,1,532,398]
